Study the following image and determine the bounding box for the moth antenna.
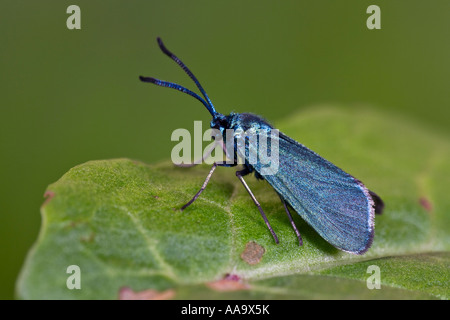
[139,76,215,116]
[156,37,217,116]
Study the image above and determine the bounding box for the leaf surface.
[17,107,450,299]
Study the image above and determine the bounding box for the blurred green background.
[1,1,449,299]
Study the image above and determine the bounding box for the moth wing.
[252,131,375,254]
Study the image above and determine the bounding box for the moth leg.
[181,163,218,210]
[181,161,236,210]
[279,196,303,246]
[236,167,279,244]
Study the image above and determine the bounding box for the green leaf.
[17,106,450,299]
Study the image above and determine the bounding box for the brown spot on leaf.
[41,190,55,208]
[240,241,265,265]
[206,274,250,292]
[80,232,96,243]
[419,197,433,212]
[118,287,175,300]
[69,221,78,228]
[224,273,240,281]
[65,220,85,229]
